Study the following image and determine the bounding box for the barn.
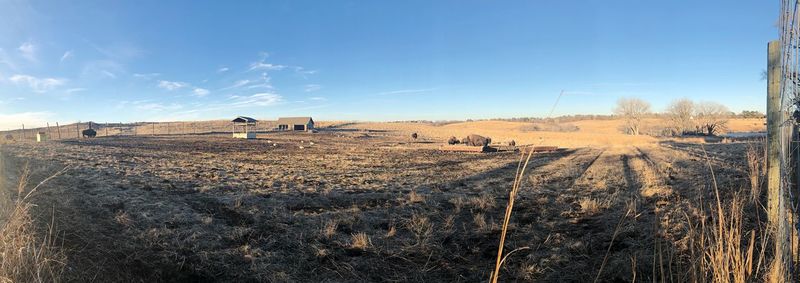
[277,117,314,131]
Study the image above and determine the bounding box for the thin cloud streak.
[377,87,438,96]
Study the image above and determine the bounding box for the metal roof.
[232,116,257,123]
[276,117,313,125]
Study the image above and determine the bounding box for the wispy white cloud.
[81,60,125,80]
[0,111,55,129]
[8,74,67,93]
[244,72,273,89]
[378,87,438,96]
[92,42,143,60]
[250,62,286,71]
[249,52,286,71]
[295,66,318,76]
[228,92,282,106]
[304,84,321,92]
[308,96,327,101]
[133,73,160,79]
[192,88,210,97]
[217,67,229,73]
[158,80,189,91]
[136,102,184,112]
[65,88,87,94]
[18,42,37,62]
[220,79,250,90]
[60,50,73,63]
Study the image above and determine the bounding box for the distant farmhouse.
[277,117,314,131]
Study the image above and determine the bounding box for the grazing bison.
[461,134,491,147]
[447,136,459,145]
[508,140,516,146]
[411,132,418,139]
[82,129,97,138]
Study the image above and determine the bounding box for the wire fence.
[780,0,800,276]
[1,121,281,142]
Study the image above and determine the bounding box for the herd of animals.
[410,132,515,147]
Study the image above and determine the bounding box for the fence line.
[1,121,284,142]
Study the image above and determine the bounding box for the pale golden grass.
[406,213,433,247]
[407,190,425,203]
[469,194,495,212]
[322,219,338,239]
[0,158,68,283]
[349,233,370,250]
[473,213,487,232]
[745,141,765,203]
[579,198,604,215]
[688,145,766,283]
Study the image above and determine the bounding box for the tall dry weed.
[0,155,68,283]
[744,141,765,204]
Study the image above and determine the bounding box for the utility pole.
[767,39,790,282]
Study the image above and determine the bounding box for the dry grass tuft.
[449,196,465,213]
[473,212,487,232]
[470,194,495,211]
[322,219,338,239]
[579,198,603,215]
[406,213,433,247]
[349,233,371,250]
[407,190,425,204]
[745,141,765,203]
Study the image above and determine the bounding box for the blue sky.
[0,0,779,128]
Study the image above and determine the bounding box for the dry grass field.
[0,118,773,282]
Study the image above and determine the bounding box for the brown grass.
[349,233,370,250]
[579,198,604,215]
[745,141,765,203]
[0,158,67,283]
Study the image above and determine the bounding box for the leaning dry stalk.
[490,146,536,283]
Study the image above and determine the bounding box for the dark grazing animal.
[461,134,491,147]
[508,140,516,146]
[447,136,459,145]
[411,132,418,139]
[82,129,97,138]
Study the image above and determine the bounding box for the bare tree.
[665,98,695,135]
[614,97,651,135]
[695,101,730,135]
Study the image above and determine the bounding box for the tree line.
[614,97,757,136]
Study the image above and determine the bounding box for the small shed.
[232,116,257,139]
[277,117,314,131]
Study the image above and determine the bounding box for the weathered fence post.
[21,124,25,141]
[56,122,61,139]
[76,122,81,139]
[767,39,790,282]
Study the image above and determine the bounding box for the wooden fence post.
[76,122,80,139]
[767,39,790,281]
[56,122,61,139]
[21,124,25,141]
